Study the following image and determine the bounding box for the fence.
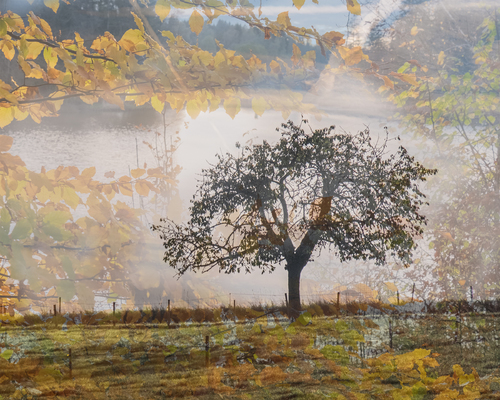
[1,283,496,319]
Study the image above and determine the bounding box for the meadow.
[0,300,499,399]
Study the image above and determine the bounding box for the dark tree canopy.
[153,120,437,314]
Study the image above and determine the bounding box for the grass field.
[0,301,499,399]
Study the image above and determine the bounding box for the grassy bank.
[0,301,499,398]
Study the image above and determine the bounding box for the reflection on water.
[3,88,396,311]
[6,105,182,181]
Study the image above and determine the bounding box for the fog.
[0,0,498,313]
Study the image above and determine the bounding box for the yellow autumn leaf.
[39,18,53,37]
[291,43,301,65]
[0,40,15,61]
[292,0,305,10]
[101,90,125,110]
[131,12,144,34]
[43,0,59,13]
[385,282,398,292]
[0,135,13,151]
[390,72,419,86]
[438,50,445,65]
[252,97,269,117]
[223,97,241,119]
[338,46,369,66]
[18,55,31,76]
[80,95,99,105]
[131,168,146,178]
[209,95,220,112]
[411,348,431,359]
[13,107,29,121]
[269,59,281,73]
[189,10,204,36]
[0,107,14,129]
[437,231,454,241]
[382,75,394,89]
[186,99,201,119]
[277,12,291,28]
[81,166,96,181]
[119,182,133,197]
[193,50,213,66]
[410,26,418,36]
[26,41,45,60]
[43,47,58,68]
[0,87,18,105]
[155,0,171,22]
[151,96,164,113]
[323,31,345,48]
[346,0,361,15]
[135,180,150,197]
[119,29,147,54]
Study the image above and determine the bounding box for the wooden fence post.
[68,348,72,378]
[285,293,289,317]
[53,304,57,316]
[59,297,61,314]
[205,335,210,368]
[233,300,236,310]
[167,299,171,327]
[411,283,415,303]
[337,292,340,317]
[389,319,393,349]
[470,286,473,303]
[397,291,399,305]
[113,302,116,327]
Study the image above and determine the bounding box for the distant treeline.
[2,0,327,66]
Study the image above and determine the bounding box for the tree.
[0,0,424,311]
[389,13,500,299]
[153,120,436,315]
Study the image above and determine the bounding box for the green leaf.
[0,349,12,361]
[0,208,11,231]
[10,219,32,240]
[340,329,365,347]
[43,210,71,226]
[335,320,349,333]
[397,62,410,74]
[57,279,75,302]
[297,311,312,326]
[412,381,427,400]
[42,224,72,242]
[0,20,7,37]
[320,345,349,365]
[61,256,75,280]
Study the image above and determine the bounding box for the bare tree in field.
[153,120,436,316]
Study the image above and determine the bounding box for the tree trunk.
[288,266,302,318]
